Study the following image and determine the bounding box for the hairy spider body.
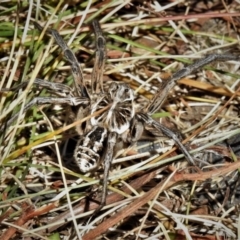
[74,82,134,172]
[1,20,240,216]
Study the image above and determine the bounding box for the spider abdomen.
[74,126,107,172]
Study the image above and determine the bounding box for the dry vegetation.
[1,0,240,239]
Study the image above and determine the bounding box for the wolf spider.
[1,20,239,215]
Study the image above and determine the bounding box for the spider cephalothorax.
[91,82,135,133]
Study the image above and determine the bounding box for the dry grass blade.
[36,168,159,234]
[82,160,240,240]
[0,202,58,240]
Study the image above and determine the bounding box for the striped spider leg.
[0,78,89,129]
[1,22,91,130]
[133,54,240,165]
[34,22,89,98]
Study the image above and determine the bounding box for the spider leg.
[93,132,117,216]
[140,54,239,164]
[1,77,88,129]
[33,78,73,97]
[91,20,106,93]
[146,54,240,115]
[137,113,195,164]
[0,78,73,98]
[23,96,88,112]
[3,96,89,129]
[34,22,88,98]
